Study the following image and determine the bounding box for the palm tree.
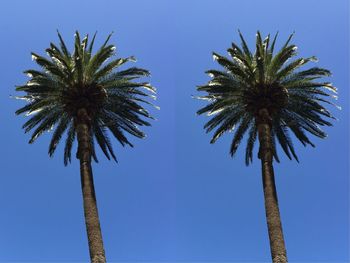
[196,31,337,263]
[15,31,157,263]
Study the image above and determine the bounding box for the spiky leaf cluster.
[16,31,157,165]
[197,31,338,165]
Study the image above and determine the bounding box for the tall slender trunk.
[257,108,287,263]
[76,108,106,263]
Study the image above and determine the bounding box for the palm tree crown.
[16,31,157,165]
[197,31,338,165]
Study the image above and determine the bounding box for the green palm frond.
[197,31,337,165]
[16,31,157,165]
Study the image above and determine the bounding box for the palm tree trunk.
[257,108,287,263]
[76,108,106,263]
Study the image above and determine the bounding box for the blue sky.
[0,0,348,262]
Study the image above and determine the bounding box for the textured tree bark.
[257,108,287,263]
[76,108,106,263]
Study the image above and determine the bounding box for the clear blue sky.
[0,0,348,262]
